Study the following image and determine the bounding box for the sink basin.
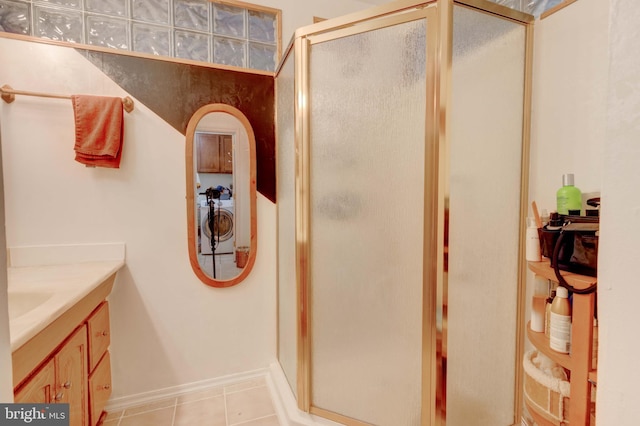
[8,291,54,319]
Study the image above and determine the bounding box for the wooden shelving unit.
[527,261,597,426]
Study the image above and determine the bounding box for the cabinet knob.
[100,330,109,337]
[55,392,64,401]
[63,381,72,389]
[102,384,111,390]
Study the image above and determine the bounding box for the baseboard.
[105,367,269,412]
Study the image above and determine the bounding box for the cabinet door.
[14,359,55,403]
[88,352,112,426]
[87,302,110,372]
[56,325,88,426]
[197,133,224,173]
[221,135,233,174]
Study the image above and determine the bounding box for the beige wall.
[598,0,640,424]
[529,0,609,210]
[0,125,13,402]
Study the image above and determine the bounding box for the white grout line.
[175,392,225,406]
[170,403,177,426]
[118,398,177,419]
[224,383,269,396]
[229,413,280,426]
[224,390,230,426]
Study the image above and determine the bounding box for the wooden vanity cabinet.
[15,325,89,426]
[13,292,114,426]
[196,133,233,174]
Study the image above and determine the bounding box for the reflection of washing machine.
[200,199,234,255]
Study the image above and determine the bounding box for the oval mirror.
[186,104,257,287]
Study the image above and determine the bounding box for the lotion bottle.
[545,290,556,337]
[531,276,547,332]
[526,217,542,262]
[556,174,582,215]
[550,286,572,353]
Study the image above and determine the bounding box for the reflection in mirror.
[186,104,257,288]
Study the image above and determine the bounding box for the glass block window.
[0,0,280,72]
[487,0,566,18]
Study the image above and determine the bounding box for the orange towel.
[71,94,124,168]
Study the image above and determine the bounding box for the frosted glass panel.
[309,19,427,426]
[276,52,297,397]
[446,5,525,425]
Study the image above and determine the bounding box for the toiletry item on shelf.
[557,174,582,215]
[550,286,572,354]
[531,201,543,228]
[531,276,548,332]
[539,212,563,259]
[541,209,549,226]
[547,211,563,229]
[545,289,556,337]
[526,217,542,262]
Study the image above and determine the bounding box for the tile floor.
[197,253,244,280]
[103,377,281,426]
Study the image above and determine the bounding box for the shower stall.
[276,0,532,424]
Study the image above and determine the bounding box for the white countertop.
[8,260,124,351]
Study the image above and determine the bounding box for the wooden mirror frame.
[186,104,257,287]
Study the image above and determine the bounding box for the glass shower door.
[305,9,438,425]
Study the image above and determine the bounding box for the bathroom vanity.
[8,259,123,426]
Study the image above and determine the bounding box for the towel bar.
[0,84,135,113]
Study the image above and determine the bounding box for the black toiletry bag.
[548,216,599,294]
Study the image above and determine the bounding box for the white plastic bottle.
[550,286,572,353]
[531,276,547,333]
[526,217,541,262]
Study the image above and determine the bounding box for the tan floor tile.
[122,398,176,417]
[174,396,226,426]
[226,386,275,425]
[225,377,267,394]
[234,414,281,425]
[119,406,174,426]
[177,386,224,404]
[102,420,119,425]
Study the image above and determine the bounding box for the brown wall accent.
[78,50,276,203]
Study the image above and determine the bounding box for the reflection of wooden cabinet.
[15,325,89,426]
[196,133,233,174]
[525,261,597,426]
[14,295,114,426]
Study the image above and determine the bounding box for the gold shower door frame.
[280,0,534,425]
